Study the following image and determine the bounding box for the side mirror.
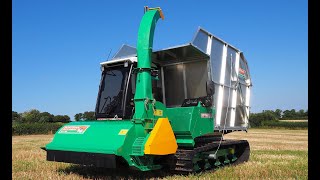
[206,80,215,96]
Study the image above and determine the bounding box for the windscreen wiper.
[105,97,119,115]
[100,96,111,113]
[105,91,122,115]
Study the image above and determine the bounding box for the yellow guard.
[144,118,178,155]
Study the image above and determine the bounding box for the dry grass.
[279,120,308,122]
[12,129,308,179]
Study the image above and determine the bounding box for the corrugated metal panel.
[192,30,209,53]
[192,28,252,131]
[210,38,224,83]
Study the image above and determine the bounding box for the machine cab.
[95,55,164,120]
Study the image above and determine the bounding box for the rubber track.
[173,139,250,172]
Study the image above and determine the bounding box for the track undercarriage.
[168,136,250,172]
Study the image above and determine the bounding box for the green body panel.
[45,120,157,171]
[46,121,136,155]
[167,103,215,147]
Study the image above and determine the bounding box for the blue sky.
[13,0,308,119]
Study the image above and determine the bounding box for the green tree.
[274,109,282,119]
[249,110,277,127]
[63,115,71,122]
[297,109,305,119]
[53,115,71,123]
[262,110,278,120]
[21,109,41,123]
[12,111,21,122]
[74,113,83,121]
[282,109,296,119]
[39,112,54,123]
[305,110,308,118]
[249,113,261,127]
[83,111,95,120]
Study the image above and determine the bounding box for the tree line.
[12,109,71,123]
[13,108,307,126]
[249,109,308,127]
[12,109,98,123]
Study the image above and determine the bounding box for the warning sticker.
[201,113,212,118]
[118,129,128,135]
[153,109,163,116]
[58,125,90,134]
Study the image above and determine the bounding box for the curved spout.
[133,8,164,120]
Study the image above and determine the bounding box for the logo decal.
[239,68,247,80]
[58,125,90,134]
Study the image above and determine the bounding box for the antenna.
[107,49,112,61]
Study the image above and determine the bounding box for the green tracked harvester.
[44,7,252,172]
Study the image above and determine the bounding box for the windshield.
[96,66,129,118]
[95,62,162,119]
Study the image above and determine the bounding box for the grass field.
[12,129,308,179]
[279,120,308,122]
